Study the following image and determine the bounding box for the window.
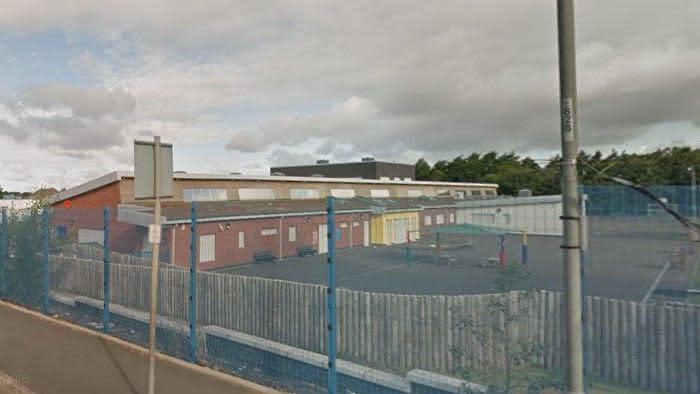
[339,222,348,228]
[331,189,355,198]
[238,188,275,200]
[407,189,424,197]
[238,231,245,248]
[436,214,445,225]
[424,215,432,226]
[485,190,496,196]
[370,189,390,198]
[288,226,296,242]
[183,188,227,202]
[78,229,104,245]
[352,222,360,227]
[290,188,320,199]
[261,228,278,236]
[436,189,449,196]
[449,213,455,223]
[471,190,482,196]
[199,234,215,263]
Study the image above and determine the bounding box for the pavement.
[0,302,277,394]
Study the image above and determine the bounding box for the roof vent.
[361,157,375,162]
[230,172,242,175]
[271,172,285,176]
[316,159,330,165]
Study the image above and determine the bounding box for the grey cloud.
[23,84,135,118]
[3,0,700,176]
[0,84,136,153]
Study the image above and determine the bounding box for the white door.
[363,221,370,246]
[318,224,328,254]
[394,219,408,244]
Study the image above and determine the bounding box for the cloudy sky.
[0,1,699,191]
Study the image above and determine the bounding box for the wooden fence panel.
[49,257,700,392]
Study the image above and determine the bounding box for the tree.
[2,199,52,308]
[0,184,3,199]
[416,146,700,196]
[415,158,432,180]
[451,263,563,393]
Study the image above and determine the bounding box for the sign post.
[134,137,173,394]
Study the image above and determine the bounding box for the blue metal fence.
[583,185,698,217]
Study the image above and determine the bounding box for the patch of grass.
[590,381,663,394]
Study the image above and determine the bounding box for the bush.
[2,206,48,308]
[253,250,276,263]
[296,245,316,257]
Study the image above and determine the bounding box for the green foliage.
[416,146,700,196]
[1,200,51,308]
[452,263,563,393]
[0,184,4,199]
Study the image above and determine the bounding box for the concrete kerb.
[0,300,280,394]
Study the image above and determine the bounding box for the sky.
[0,1,699,191]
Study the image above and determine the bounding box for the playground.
[216,218,696,302]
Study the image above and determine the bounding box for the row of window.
[423,213,455,226]
[182,187,495,202]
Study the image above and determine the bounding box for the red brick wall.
[171,212,370,270]
[51,182,145,255]
[419,207,457,235]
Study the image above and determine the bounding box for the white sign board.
[134,140,174,199]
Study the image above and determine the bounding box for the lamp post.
[556,1,585,392]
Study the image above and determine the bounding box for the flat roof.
[49,171,498,204]
[271,159,411,167]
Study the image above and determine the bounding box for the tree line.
[415,146,700,196]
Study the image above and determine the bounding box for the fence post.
[103,207,111,333]
[521,229,528,265]
[42,208,50,315]
[189,201,198,363]
[0,208,7,297]
[326,197,338,394]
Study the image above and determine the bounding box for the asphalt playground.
[216,220,697,302]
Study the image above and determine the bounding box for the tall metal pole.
[103,207,111,333]
[148,136,163,394]
[42,208,50,315]
[690,167,697,218]
[556,1,585,392]
[326,197,338,394]
[189,201,198,363]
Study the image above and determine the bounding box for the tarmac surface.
[0,302,276,394]
[217,221,697,302]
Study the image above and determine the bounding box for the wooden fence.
[50,256,700,393]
